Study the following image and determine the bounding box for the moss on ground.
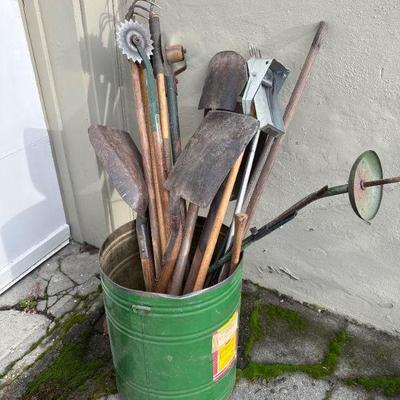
[345,376,400,397]
[23,328,115,400]
[244,302,262,359]
[241,330,347,381]
[239,298,400,397]
[263,304,308,332]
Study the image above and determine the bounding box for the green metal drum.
[99,218,242,400]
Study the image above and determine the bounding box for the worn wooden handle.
[245,21,328,232]
[131,63,161,276]
[192,153,245,292]
[167,203,199,295]
[136,215,155,291]
[229,213,248,276]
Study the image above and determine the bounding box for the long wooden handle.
[245,21,328,232]
[229,213,248,276]
[183,184,224,294]
[167,203,199,295]
[193,153,245,292]
[154,204,183,294]
[136,215,155,291]
[131,63,161,276]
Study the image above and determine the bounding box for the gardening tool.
[212,150,400,276]
[162,35,187,163]
[149,8,172,172]
[88,125,155,291]
[161,111,259,294]
[218,50,289,282]
[198,51,248,112]
[245,21,328,233]
[117,16,171,252]
[229,213,248,276]
[137,44,171,245]
[117,15,164,276]
[182,51,248,294]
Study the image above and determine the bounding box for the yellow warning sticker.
[212,311,239,381]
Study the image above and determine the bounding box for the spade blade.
[198,51,247,112]
[165,110,260,208]
[89,125,148,216]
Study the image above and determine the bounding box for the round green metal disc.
[348,150,383,221]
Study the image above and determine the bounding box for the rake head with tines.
[125,0,161,21]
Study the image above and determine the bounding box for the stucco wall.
[161,0,400,333]
[25,0,400,333]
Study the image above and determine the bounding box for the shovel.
[157,110,259,294]
[182,51,248,294]
[88,125,155,291]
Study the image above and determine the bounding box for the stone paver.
[232,374,330,399]
[47,294,78,319]
[47,271,74,296]
[330,384,386,399]
[336,322,400,378]
[61,252,99,284]
[73,276,101,297]
[251,303,342,365]
[0,272,47,308]
[0,310,50,376]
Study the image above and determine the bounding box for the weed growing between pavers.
[18,297,38,313]
[345,376,400,397]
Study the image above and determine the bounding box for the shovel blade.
[198,51,247,112]
[165,111,260,208]
[89,125,148,215]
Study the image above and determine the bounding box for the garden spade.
[182,51,248,294]
[157,111,259,294]
[198,51,248,112]
[88,125,155,291]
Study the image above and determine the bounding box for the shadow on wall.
[78,1,138,231]
[0,129,65,281]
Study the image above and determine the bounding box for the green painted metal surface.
[100,220,242,400]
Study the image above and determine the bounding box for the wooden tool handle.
[193,153,245,292]
[245,21,328,232]
[131,63,161,276]
[136,215,155,291]
[139,68,168,254]
[183,184,224,294]
[167,203,199,295]
[229,213,248,276]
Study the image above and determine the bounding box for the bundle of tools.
[89,1,400,295]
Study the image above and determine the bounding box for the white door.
[0,0,70,294]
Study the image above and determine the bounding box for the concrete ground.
[1,243,400,399]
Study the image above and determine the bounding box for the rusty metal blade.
[165,111,260,208]
[198,51,247,112]
[89,125,148,216]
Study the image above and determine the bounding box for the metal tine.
[126,0,161,20]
